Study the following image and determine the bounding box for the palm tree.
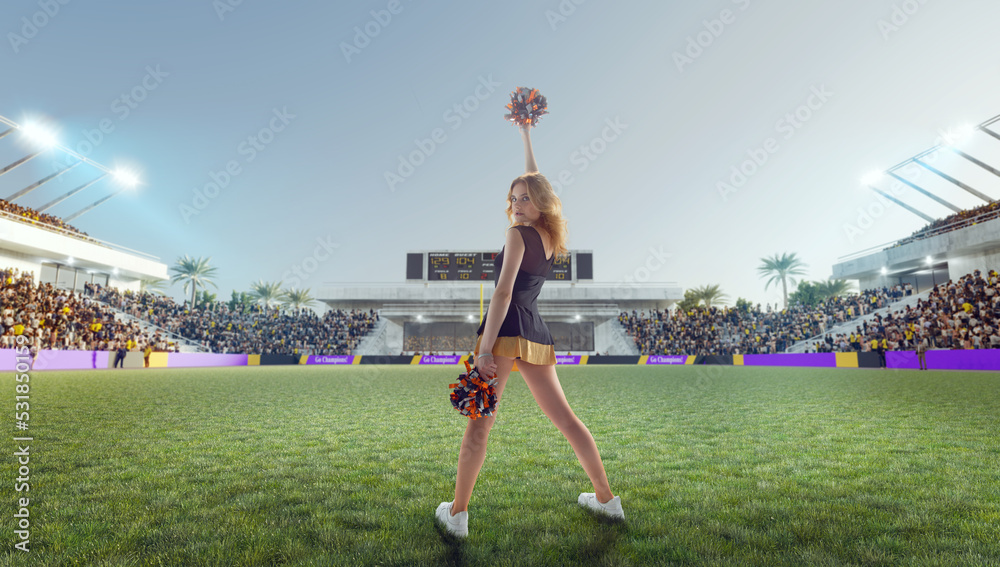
[758,252,808,310]
[170,255,219,309]
[814,278,855,300]
[249,279,284,308]
[281,288,315,314]
[693,284,729,307]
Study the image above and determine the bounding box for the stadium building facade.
[0,212,167,290]
[832,216,1000,292]
[316,249,683,356]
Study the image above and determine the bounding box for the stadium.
[3,3,1000,566]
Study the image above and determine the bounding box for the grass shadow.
[432,517,468,565]
[572,509,629,564]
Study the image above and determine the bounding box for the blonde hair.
[504,172,568,257]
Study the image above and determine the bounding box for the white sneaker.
[435,501,468,538]
[578,493,625,520]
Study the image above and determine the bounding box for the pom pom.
[504,87,548,127]
[449,359,499,419]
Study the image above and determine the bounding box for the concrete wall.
[834,217,1000,282]
[317,283,683,312]
[949,249,1000,281]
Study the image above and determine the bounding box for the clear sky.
[2,0,1000,308]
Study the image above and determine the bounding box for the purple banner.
[166,352,248,368]
[0,348,20,370]
[646,355,688,365]
[743,353,836,367]
[926,349,1000,371]
[886,351,919,370]
[0,349,112,370]
[307,355,356,365]
[420,355,462,365]
[886,350,1000,371]
[33,350,110,370]
[556,355,581,365]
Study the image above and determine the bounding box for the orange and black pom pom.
[504,87,548,127]
[449,363,498,420]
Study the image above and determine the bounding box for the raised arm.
[520,124,538,173]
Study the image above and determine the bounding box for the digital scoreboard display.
[427,251,571,282]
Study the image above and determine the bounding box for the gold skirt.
[474,333,556,366]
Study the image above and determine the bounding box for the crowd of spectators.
[84,283,377,355]
[1,268,167,357]
[620,286,914,356]
[0,198,91,239]
[8,263,998,358]
[802,269,1000,355]
[890,200,1000,249]
[1,270,379,357]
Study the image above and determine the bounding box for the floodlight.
[19,122,58,148]
[113,168,139,188]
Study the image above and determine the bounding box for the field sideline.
[2,365,998,566]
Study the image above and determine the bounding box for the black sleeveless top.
[475,225,555,344]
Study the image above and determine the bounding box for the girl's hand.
[475,353,497,378]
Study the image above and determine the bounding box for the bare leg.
[451,354,515,514]
[517,358,614,503]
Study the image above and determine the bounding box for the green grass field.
[2,364,998,566]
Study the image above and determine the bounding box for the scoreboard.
[426,251,572,282]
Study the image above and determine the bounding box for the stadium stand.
[84,283,377,355]
[1,270,378,356]
[620,272,999,355]
[799,269,1000,353]
[1,267,155,354]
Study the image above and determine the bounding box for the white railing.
[89,297,209,353]
[354,316,388,355]
[838,207,1000,263]
[0,208,161,261]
